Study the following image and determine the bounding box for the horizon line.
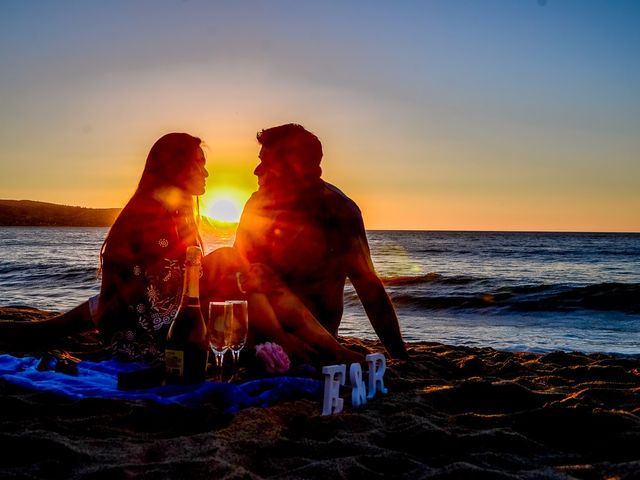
[1,198,638,234]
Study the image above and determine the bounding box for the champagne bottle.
[165,245,208,384]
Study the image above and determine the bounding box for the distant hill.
[0,200,121,227]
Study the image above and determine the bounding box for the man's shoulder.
[241,191,265,212]
[245,190,261,204]
[322,182,362,218]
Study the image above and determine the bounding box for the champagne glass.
[226,300,249,366]
[208,301,231,379]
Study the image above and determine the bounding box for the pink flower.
[255,342,290,374]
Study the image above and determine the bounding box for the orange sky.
[1,2,639,232]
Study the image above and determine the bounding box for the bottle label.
[165,349,185,378]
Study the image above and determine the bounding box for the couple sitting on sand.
[4,124,408,365]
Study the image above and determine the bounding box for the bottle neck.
[180,263,201,306]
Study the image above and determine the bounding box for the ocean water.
[1,227,639,355]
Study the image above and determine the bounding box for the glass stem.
[214,352,224,381]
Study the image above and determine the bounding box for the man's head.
[254,124,323,191]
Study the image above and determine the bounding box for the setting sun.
[201,189,250,223]
[207,197,239,222]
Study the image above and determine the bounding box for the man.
[235,124,408,359]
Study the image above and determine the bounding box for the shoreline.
[1,306,640,478]
[3,305,639,358]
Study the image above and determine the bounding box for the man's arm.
[347,226,409,360]
[233,204,252,263]
[233,193,266,264]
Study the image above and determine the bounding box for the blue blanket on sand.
[0,354,322,413]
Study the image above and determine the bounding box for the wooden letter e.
[322,364,346,415]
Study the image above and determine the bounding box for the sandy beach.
[1,306,639,479]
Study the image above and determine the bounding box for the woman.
[0,133,206,361]
[2,133,363,365]
[96,132,207,361]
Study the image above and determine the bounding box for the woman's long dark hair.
[99,133,204,272]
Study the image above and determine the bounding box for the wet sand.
[1,306,639,479]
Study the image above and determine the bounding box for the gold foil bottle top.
[185,245,202,266]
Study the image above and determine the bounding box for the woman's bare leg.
[0,301,95,350]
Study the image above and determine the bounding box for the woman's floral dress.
[97,202,199,362]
